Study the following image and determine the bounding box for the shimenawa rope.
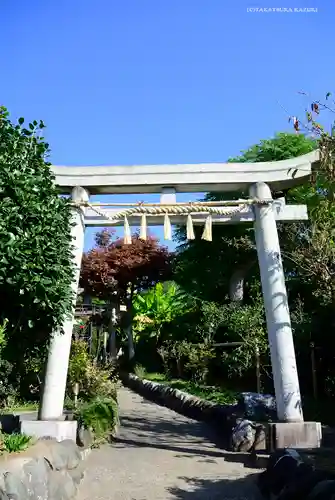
[73,199,271,243]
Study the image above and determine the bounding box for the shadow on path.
[116,412,262,468]
[120,412,225,445]
[77,389,262,500]
[166,473,261,499]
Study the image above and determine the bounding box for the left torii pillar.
[21,186,89,441]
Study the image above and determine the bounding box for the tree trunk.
[176,358,183,378]
[101,330,108,365]
[127,284,135,361]
[127,324,135,361]
[94,325,102,365]
[107,304,118,363]
[229,260,255,303]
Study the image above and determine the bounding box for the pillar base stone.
[20,420,78,442]
[268,421,322,451]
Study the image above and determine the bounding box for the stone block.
[0,438,86,500]
[268,421,322,451]
[20,420,77,442]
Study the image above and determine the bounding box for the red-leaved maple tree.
[80,229,172,300]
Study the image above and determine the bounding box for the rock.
[48,469,77,499]
[276,470,334,500]
[239,391,277,421]
[257,449,335,500]
[231,418,265,452]
[0,438,86,500]
[0,489,9,500]
[3,471,28,500]
[23,457,49,498]
[258,449,303,498]
[67,464,85,485]
[56,440,82,470]
[307,480,335,499]
[38,439,81,471]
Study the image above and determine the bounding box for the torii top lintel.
[51,150,319,195]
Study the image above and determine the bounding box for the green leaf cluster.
[133,281,195,341]
[67,339,118,401]
[0,106,75,364]
[75,396,119,445]
[0,432,32,454]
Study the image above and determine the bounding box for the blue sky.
[2,0,332,250]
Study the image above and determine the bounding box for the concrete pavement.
[77,387,261,499]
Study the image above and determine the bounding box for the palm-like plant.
[133,281,194,343]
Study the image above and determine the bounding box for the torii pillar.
[250,182,321,449]
[21,186,89,441]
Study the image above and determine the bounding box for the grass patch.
[136,370,238,405]
[1,402,38,414]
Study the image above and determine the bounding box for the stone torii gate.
[22,151,321,447]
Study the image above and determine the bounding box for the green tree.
[282,93,335,399]
[174,133,316,304]
[0,106,74,396]
[173,133,317,391]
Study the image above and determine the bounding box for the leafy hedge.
[0,106,75,394]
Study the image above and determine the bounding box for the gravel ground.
[77,388,262,500]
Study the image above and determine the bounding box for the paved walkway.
[77,388,261,499]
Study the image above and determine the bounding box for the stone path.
[77,388,261,500]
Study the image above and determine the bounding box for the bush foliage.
[0,106,75,397]
[75,397,119,445]
[68,340,118,401]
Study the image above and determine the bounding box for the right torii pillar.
[250,182,321,450]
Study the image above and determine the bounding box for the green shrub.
[159,340,215,383]
[64,395,76,411]
[84,363,118,400]
[134,364,146,378]
[67,340,118,401]
[75,397,119,445]
[67,339,90,387]
[0,433,32,453]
